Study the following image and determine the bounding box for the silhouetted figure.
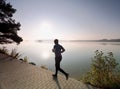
[52,39,69,80]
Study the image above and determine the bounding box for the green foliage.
[82,50,120,89]
[0,0,23,44]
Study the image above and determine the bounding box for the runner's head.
[54,39,58,44]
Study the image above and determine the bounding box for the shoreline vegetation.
[1,47,120,89]
[0,47,34,64]
[82,50,120,89]
[0,46,48,70]
[0,47,49,69]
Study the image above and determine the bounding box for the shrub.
[82,50,120,89]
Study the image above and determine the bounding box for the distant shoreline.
[37,39,120,42]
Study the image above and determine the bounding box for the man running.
[52,39,69,80]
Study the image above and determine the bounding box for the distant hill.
[37,39,120,42]
[61,39,120,42]
[97,39,120,42]
[69,39,120,42]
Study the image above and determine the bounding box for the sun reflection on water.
[41,51,50,59]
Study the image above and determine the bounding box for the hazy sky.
[8,0,120,40]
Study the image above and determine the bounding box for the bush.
[82,50,120,89]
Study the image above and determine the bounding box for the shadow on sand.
[53,76,61,89]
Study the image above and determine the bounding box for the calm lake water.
[1,41,120,80]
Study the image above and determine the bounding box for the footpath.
[0,53,99,89]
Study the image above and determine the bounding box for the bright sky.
[8,0,120,40]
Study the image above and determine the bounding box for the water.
[1,41,120,80]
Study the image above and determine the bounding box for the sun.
[40,21,52,30]
[37,21,55,39]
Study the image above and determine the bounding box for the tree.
[0,0,23,44]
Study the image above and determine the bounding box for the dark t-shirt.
[53,44,65,57]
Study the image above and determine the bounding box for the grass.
[10,48,21,59]
[0,46,9,55]
[23,56,28,62]
[0,47,36,65]
[82,50,120,89]
[0,47,21,59]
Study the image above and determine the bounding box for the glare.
[40,21,52,30]
[41,51,50,59]
[36,21,56,39]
